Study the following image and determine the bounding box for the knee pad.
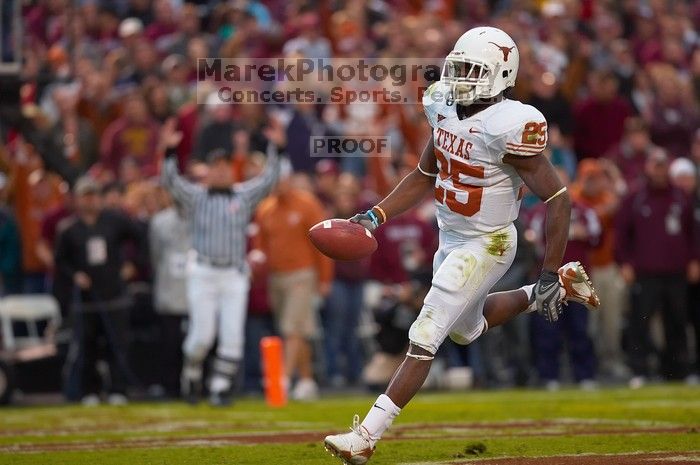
[449,318,488,346]
[408,308,444,355]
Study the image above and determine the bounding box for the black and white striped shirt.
[161,144,280,269]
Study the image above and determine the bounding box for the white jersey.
[422,81,548,238]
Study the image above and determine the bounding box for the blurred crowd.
[0,0,699,403]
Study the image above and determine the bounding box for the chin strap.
[446,90,455,106]
[406,348,435,361]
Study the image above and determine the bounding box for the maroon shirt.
[573,97,632,159]
[615,184,696,275]
[369,213,437,284]
[528,201,600,269]
[99,117,160,177]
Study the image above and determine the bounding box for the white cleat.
[324,415,375,465]
[558,261,601,310]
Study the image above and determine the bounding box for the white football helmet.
[441,26,519,105]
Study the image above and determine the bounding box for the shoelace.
[350,414,372,444]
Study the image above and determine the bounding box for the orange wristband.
[372,205,387,224]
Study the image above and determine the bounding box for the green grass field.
[0,385,698,465]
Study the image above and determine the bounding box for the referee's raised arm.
[235,116,286,206]
[159,119,202,209]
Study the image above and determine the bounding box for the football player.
[324,26,600,465]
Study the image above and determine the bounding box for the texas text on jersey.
[423,80,548,238]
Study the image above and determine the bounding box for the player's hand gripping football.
[349,209,382,232]
[534,270,562,322]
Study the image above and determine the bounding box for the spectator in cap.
[616,149,698,387]
[114,19,145,80]
[56,175,145,405]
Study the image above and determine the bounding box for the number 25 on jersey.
[433,148,485,217]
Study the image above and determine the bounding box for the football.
[308,218,378,260]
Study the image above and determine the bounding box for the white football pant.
[183,259,250,367]
[409,224,517,354]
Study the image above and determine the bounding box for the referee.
[159,118,282,406]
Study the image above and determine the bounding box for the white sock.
[520,284,537,313]
[360,394,401,443]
